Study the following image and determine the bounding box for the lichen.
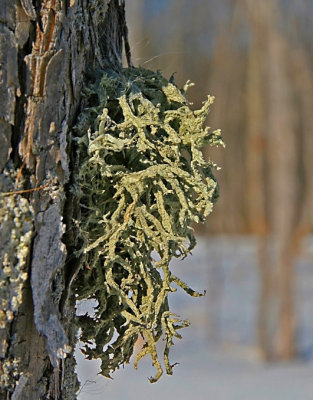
[0,167,34,391]
[74,67,224,382]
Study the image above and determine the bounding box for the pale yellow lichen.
[74,67,224,382]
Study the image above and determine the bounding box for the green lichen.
[74,67,224,382]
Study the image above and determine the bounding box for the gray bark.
[0,0,125,398]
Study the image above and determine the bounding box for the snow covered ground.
[75,236,313,399]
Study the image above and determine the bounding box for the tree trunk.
[243,0,298,360]
[0,0,125,398]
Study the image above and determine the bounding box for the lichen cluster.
[0,168,34,389]
[74,67,224,382]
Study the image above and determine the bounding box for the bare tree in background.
[209,0,313,360]
[207,0,305,360]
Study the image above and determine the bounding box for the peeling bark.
[0,0,126,398]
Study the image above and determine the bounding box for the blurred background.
[76,1,313,398]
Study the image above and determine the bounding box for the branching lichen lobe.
[74,67,224,382]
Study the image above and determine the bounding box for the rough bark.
[0,0,126,398]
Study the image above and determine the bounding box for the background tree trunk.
[242,0,298,360]
[0,1,125,398]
